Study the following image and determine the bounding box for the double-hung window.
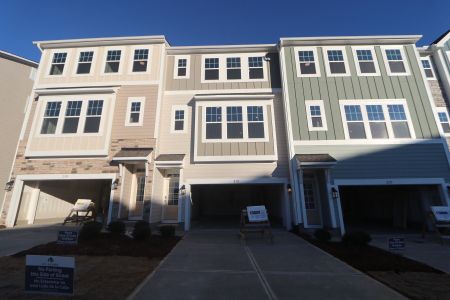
[305,100,327,131]
[49,53,67,75]
[382,47,410,75]
[227,57,241,80]
[104,50,121,73]
[132,49,149,72]
[41,102,62,134]
[248,57,264,79]
[353,47,380,75]
[177,59,187,76]
[247,106,265,138]
[205,107,222,139]
[437,108,450,134]
[341,101,413,140]
[84,100,103,133]
[125,97,144,126]
[421,58,435,79]
[324,48,349,76]
[174,56,190,79]
[76,51,94,74]
[204,58,219,80]
[296,49,319,76]
[62,101,82,133]
[226,106,243,138]
[173,109,186,132]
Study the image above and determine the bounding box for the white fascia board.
[167,44,277,55]
[34,87,119,96]
[193,94,275,101]
[279,35,422,47]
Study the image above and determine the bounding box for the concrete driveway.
[0,224,64,256]
[130,229,404,300]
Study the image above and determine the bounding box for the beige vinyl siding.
[165,53,281,91]
[149,168,165,223]
[111,85,159,140]
[36,43,164,88]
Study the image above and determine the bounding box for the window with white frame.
[62,101,83,133]
[205,107,222,139]
[125,98,144,126]
[305,100,327,131]
[226,106,243,138]
[341,101,413,140]
[41,102,62,134]
[84,100,104,133]
[247,106,265,138]
[303,181,316,210]
[248,57,264,79]
[353,47,379,75]
[298,50,318,76]
[104,50,121,73]
[172,107,186,132]
[382,47,410,75]
[49,53,67,75]
[437,108,450,134]
[325,48,349,75]
[135,175,146,203]
[204,58,219,80]
[176,58,188,78]
[76,51,94,74]
[132,49,149,72]
[421,58,435,79]
[227,57,241,80]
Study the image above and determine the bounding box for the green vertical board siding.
[285,44,441,141]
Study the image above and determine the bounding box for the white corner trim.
[153,45,166,139]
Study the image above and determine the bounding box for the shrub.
[108,221,126,236]
[314,229,331,242]
[342,231,372,247]
[79,221,103,240]
[159,225,176,237]
[132,220,151,240]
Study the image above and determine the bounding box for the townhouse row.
[1,31,450,234]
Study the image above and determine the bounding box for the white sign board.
[247,206,268,222]
[431,206,450,222]
[25,255,75,295]
[73,199,92,211]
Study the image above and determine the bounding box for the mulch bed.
[14,233,180,258]
[297,231,450,299]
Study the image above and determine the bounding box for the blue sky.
[1,0,449,62]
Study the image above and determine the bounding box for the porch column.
[184,184,191,231]
[325,170,337,228]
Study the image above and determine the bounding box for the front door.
[303,174,322,226]
[129,171,146,220]
[163,170,180,221]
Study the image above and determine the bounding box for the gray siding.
[294,143,450,182]
[196,106,276,156]
[284,45,441,141]
[166,53,281,91]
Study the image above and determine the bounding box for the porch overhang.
[295,154,337,169]
[155,154,185,168]
[111,148,153,164]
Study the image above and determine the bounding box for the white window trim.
[125,97,145,127]
[339,99,416,140]
[72,48,97,77]
[128,45,152,74]
[305,100,328,131]
[36,95,109,137]
[380,45,411,76]
[322,46,351,77]
[351,46,381,76]
[200,53,268,83]
[199,100,270,143]
[421,56,436,80]
[45,49,70,77]
[101,46,126,75]
[173,55,190,79]
[171,105,188,133]
[294,47,321,77]
[436,107,450,137]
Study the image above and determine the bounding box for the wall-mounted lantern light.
[331,187,339,199]
[179,185,186,196]
[111,179,119,190]
[5,179,14,191]
[287,184,292,194]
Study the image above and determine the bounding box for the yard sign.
[25,255,75,296]
[388,237,405,251]
[57,230,79,245]
[247,206,268,222]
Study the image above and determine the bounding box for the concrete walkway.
[371,233,450,274]
[0,224,64,256]
[130,229,404,300]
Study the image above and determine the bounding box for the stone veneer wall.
[430,80,449,107]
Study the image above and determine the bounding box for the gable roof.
[0,50,38,68]
[432,30,450,47]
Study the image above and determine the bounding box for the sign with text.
[247,206,268,222]
[25,255,75,296]
[431,206,450,222]
[57,230,78,245]
[388,237,405,251]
